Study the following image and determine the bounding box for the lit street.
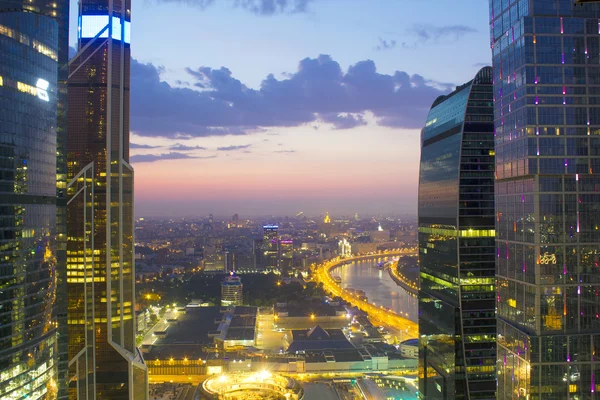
[312,251,418,341]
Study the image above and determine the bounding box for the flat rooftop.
[275,302,345,318]
[156,306,222,346]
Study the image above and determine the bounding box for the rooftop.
[157,306,222,346]
[275,302,345,318]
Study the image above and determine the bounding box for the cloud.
[217,144,252,151]
[169,143,207,151]
[131,142,160,149]
[130,152,216,163]
[152,0,314,15]
[375,37,397,51]
[275,150,296,153]
[130,54,450,138]
[402,25,477,48]
[319,113,366,129]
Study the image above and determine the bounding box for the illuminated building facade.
[0,11,59,399]
[279,239,294,275]
[221,274,243,306]
[67,0,148,397]
[490,1,600,398]
[262,225,279,271]
[418,67,496,399]
[0,0,70,395]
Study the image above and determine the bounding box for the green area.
[137,272,325,308]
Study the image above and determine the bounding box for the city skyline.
[65,0,491,216]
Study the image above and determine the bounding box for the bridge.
[312,249,419,340]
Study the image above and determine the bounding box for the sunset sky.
[70,0,491,217]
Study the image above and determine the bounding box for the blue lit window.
[79,15,131,43]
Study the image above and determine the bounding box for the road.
[141,307,179,346]
[313,251,418,340]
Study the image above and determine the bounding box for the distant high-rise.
[67,0,148,397]
[490,1,600,398]
[0,11,60,399]
[279,239,294,275]
[221,274,243,306]
[418,67,496,399]
[262,225,279,271]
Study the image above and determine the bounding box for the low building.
[399,339,418,359]
[221,273,243,306]
[274,302,349,330]
[285,325,355,353]
[143,305,258,377]
[261,349,417,374]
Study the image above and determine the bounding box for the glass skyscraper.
[418,67,496,400]
[490,1,600,398]
[67,0,148,397]
[0,0,69,396]
[0,11,59,399]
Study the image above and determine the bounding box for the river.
[331,257,418,322]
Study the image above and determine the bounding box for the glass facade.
[418,67,496,400]
[0,0,69,396]
[262,225,279,271]
[0,11,59,399]
[66,0,148,398]
[490,1,600,399]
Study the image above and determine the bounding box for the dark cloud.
[131,142,160,149]
[169,143,207,151]
[217,144,252,151]
[275,150,296,154]
[152,0,314,15]
[130,54,449,138]
[375,37,397,51]
[403,25,477,48]
[130,152,216,163]
[319,113,367,129]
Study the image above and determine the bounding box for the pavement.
[141,308,179,346]
[255,314,286,352]
[303,383,344,400]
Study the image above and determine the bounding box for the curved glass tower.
[0,12,59,399]
[490,1,600,398]
[418,67,496,400]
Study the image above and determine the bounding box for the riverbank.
[387,266,418,297]
[313,252,418,339]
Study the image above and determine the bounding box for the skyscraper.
[67,0,148,398]
[262,225,279,271]
[490,1,600,398]
[221,274,244,306]
[0,0,70,395]
[418,67,496,399]
[279,239,294,276]
[0,11,60,399]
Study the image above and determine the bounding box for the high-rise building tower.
[0,0,70,396]
[221,273,244,306]
[0,11,60,399]
[67,0,148,398]
[262,225,279,271]
[418,67,496,400]
[490,1,600,398]
[279,239,294,276]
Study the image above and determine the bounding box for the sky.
[70,0,492,217]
